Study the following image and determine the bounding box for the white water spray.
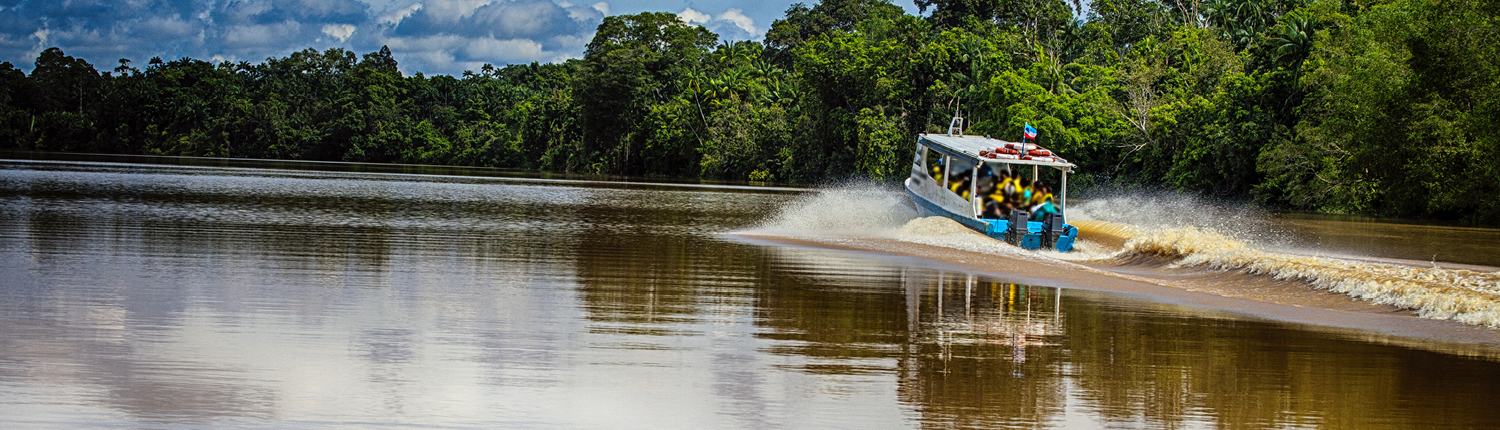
[746,183,917,238]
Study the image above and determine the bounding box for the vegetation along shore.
[0,0,1495,223]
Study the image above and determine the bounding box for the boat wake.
[748,182,917,238]
[741,186,1500,328]
[1098,223,1500,327]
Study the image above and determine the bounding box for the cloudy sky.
[0,0,920,76]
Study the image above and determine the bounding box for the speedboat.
[904,119,1078,251]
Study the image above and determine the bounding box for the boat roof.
[919,133,1076,171]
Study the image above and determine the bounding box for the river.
[2,157,1498,429]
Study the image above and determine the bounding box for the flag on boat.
[1023,123,1038,140]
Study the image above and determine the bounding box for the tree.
[576,12,717,175]
[766,0,906,52]
[335,47,411,163]
[27,48,104,151]
[1267,0,1500,221]
[0,62,32,148]
[916,0,1078,47]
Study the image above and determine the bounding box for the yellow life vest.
[987,189,1006,204]
[998,178,1017,202]
[1030,192,1053,207]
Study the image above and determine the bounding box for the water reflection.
[754,242,1500,429]
[2,159,1499,429]
[897,273,1067,429]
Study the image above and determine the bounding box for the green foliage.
[766,0,906,52]
[1263,0,1500,222]
[5,0,1497,223]
[854,107,906,180]
[576,12,718,176]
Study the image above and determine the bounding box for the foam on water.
[893,216,1037,258]
[1075,194,1500,327]
[1069,193,1287,246]
[747,183,917,237]
[745,183,1038,258]
[1120,226,1500,327]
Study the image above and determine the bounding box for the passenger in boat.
[973,165,996,197]
[1027,182,1048,206]
[948,168,973,198]
[1016,177,1032,205]
[1028,182,1060,221]
[1001,172,1020,204]
[981,168,1016,219]
[983,199,1015,220]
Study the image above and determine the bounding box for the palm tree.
[1205,0,1276,50]
[1268,13,1314,68]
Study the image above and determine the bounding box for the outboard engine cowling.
[1005,210,1029,246]
[1043,212,1065,249]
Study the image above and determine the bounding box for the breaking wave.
[1119,226,1500,327]
[1071,194,1500,327]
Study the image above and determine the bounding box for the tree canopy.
[2,0,1497,223]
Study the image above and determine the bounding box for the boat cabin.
[905,130,1079,251]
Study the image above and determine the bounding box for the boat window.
[923,146,943,180]
[945,157,976,198]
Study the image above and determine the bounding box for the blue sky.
[0,0,921,76]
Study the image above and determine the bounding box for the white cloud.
[717,9,757,35]
[416,0,495,23]
[322,24,357,42]
[475,2,558,37]
[591,2,608,16]
[370,0,602,74]
[678,8,711,25]
[141,16,198,38]
[382,32,582,72]
[197,4,214,23]
[564,2,605,23]
[463,37,544,61]
[378,3,424,26]
[672,7,763,41]
[32,28,48,47]
[412,49,457,69]
[222,21,303,49]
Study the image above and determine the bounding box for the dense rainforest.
[0,0,1496,223]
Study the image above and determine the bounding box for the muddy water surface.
[2,158,1499,429]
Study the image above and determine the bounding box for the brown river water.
[2,157,1499,429]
